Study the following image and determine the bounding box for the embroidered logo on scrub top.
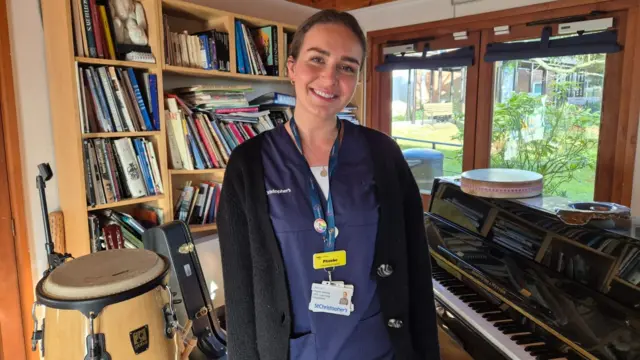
[267,188,292,195]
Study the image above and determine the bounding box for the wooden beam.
[286,0,399,11]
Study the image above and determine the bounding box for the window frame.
[366,0,640,207]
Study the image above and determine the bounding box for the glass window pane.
[391,49,468,195]
[490,54,605,201]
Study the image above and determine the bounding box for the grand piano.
[426,177,640,360]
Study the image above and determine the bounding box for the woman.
[217,9,440,360]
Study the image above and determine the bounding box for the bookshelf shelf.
[87,195,165,211]
[82,131,161,139]
[163,65,290,82]
[75,57,158,70]
[613,276,640,291]
[170,169,226,175]
[190,223,218,233]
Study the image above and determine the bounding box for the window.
[490,54,605,201]
[368,3,640,207]
[384,45,476,195]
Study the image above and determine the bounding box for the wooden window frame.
[366,0,640,207]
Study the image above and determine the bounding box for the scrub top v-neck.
[261,120,395,360]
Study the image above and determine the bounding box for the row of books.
[491,217,543,260]
[78,65,160,133]
[493,200,626,256]
[235,20,279,76]
[83,137,164,207]
[540,247,591,285]
[71,0,155,63]
[88,206,162,252]
[618,245,640,285]
[165,94,278,171]
[174,181,221,225]
[163,15,231,72]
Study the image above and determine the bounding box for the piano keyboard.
[432,266,578,360]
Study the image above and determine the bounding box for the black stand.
[37,163,73,277]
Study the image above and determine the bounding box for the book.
[70,0,155,62]
[83,137,164,206]
[78,64,157,133]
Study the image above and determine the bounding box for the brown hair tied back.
[289,9,367,65]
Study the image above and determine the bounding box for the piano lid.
[426,177,640,360]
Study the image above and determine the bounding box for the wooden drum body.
[34,248,179,360]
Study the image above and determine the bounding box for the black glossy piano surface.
[426,177,640,360]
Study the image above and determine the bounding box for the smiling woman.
[216,8,441,360]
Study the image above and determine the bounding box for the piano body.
[425,177,640,360]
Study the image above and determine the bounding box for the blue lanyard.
[289,117,343,253]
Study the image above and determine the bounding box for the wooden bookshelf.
[190,223,218,233]
[41,0,366,255]
[81,131,161,139]
[170,169,226,175]
[87,195,165,211]
[75,57,158,70]
[164,64,291,82]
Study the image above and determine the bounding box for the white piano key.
[432,278,536,360]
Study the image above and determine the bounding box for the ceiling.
[285,0,400,11]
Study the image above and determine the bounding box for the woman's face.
[287,23,363,120]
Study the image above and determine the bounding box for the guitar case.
[142,220,227,359]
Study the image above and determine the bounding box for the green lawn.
[392,122,595,202]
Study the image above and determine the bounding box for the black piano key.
[524,344,548,352]
[433,275,451,280]
[438,279,460,285]
[461,295,485,303]
[496,324,519,331]
[483,313,511,321]
[530,349,557,356]
[469,304,499,313]
[450,288,476,296]
[536,353,568,360]
[512,335,545,345]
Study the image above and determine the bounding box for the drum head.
[460,168,543,198]
[40,248,167,301]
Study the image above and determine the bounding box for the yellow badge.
[313,250,347,270]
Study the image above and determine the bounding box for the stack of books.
[235,20,279,76]
[83,137,164,206]
[250,91,295,126]
[165,86,278,170]
[77,65,160,133]
[618,246,640,285]
[339,104,359,125]
[88,207,162,252]
[163,16,231,72]
[491,218,542,259]
[70,0,155,62]
[174,181,221,225]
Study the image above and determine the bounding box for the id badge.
[313,250,347,270]
[308,283,354,316]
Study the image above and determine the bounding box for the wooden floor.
[438,326,474,360]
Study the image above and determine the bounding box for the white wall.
[6,0,60,287]
[349,0,555,32]
[188,0,317,25]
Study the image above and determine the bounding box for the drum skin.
[43,285,179,360]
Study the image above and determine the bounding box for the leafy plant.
[489,81,600,196]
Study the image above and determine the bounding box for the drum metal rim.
[35,253,171,318]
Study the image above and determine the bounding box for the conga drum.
[34,248,179,359]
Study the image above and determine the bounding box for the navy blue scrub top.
[261,120,395,360]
